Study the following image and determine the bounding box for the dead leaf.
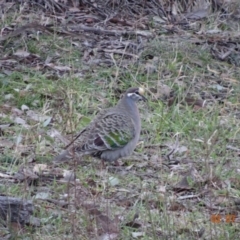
[108,176,120,186]
[174,176,193,191]
[184,9,208,20]
[35,191,50,199]
[26,110,50,122]
[69,7,80,12]
[0,139,14,148]
[11,107,23,116]
[21,105,29,111]
[131,232,145,238]
[10,116,30,129]
[63,170,75,181]
[157,185,166,193]
[4,94,14,100]
[83,204,119,236]
[14,167,38,182]
[86,18,94,23]
[168,96,205,108]
[0,123,13,130]
[97,233,119,240]
[13,49,30,57]
[47,128,70,145]
[0,172,13,179]
[169,201,186,211]
[13,117,26,125]
[45,63,71,71]
[150,82,171,99]
[33,164,48,173]
[135,30,154,38]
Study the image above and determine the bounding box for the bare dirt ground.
[1,0,240,239]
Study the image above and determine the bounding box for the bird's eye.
[135,91,139,95]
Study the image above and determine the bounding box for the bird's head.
[125,87,147,102]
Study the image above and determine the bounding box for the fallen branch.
[102,49,140,58]
[0,196,34,225]
[69,24,154,38]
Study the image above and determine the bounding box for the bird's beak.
[141,95,148,102]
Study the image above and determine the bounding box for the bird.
[53,87,147,163]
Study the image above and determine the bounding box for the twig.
[102,49,139,58]
[69,24,154,38]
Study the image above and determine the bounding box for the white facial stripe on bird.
[127,92,144,101]
[127,93,135,97]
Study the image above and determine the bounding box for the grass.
[1,1,240,239]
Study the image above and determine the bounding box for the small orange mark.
[211,214,221,223]
[226,214,236,223]
[210,214,236,223]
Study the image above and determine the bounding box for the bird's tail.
[53,149,72,163]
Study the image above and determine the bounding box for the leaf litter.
[0,0,240,239]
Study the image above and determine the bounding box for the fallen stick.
[0,196,34,225]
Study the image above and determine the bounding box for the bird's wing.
[53,110,108,162]
[63,109,109,148]
[72,112,136,154]
[53,111,135,162]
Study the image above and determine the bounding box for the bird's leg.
[113,160,120,166]
[101,159,106,169]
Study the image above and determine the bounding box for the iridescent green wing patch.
[104,130,133,149]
